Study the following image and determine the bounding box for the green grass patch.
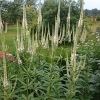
[0,25,17,54]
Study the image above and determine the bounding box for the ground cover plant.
[0,0,100,100]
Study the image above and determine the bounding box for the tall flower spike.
[59,25,65,44]
[53,0,60,46]
[20,30,24,52]
[27,31,32,54]
[48,23,51,40]
[66,0,72,41]
[57,0,60,26]
[22,4,28,39]
[78,0,84,28]
[67,0,71,29]
[66,28,86,99]
[15,41,22,64]
[80,26,87,43]
[16,20,22,52]
[38,0,42,25]
[2,38,8,88]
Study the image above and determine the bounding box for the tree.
[84,9,100,16]
[25,0,37,8]
[41,0,58,26]
[41,0,80,28]
[96,16,100,21]
[14,0,24,5]
[1,1,10,33]
[26,0,35,5]
[1,0,37,27]
[7,2,22,24]
[26,5,37,29]
[91,8,99,16]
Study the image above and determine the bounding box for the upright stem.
[47,40,55,99]
[26,59,29,100]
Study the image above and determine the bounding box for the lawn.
[0,25,20,54]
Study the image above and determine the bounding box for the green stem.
[68,69,74,100]
[26,57,29,100]
[47,43,55,99]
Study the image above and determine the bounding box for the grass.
[0,25,21,54]
[0,25,17,51]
